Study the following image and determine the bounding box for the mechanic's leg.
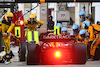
[90,37,100,58]
[3,36,11,64]
[3,36,10,54]
[0,40,5,63]
[87,41,93,59]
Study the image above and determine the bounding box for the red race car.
[19,33,86,65]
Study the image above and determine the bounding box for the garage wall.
[0,3,4,18]
[68,7,75,23]
[38,3,47,35]
[24,3,31,20]
[92,7,95,24]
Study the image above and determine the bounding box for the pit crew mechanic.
[82,20,100,60]
[61,27,70,35]
[0,12,15,64]
[71,24,83,42]
[82,21,96,44]
[24,13,44,42]
[79,29,88,46]
[90,25,100,60]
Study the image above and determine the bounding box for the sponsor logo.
[43,35,69,39]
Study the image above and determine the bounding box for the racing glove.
[12,36,17,41]
[38,24,43,28]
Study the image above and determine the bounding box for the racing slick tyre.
[73,43,86,64]
[26,43,40,65]
[19,42,26,61]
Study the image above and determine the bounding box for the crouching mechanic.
[82,21,99,59]
[61,27,70,35]
[79,29,89,59]
[71,24,80,37]
[0,12,15,64]
[82,21,95,43]
[79,29,89,47]
[90,24,100,60]
[71,24,83,42]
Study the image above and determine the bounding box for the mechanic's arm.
[84,39,89,48]
[24,20,28,28]
[80,22,84,29]
[9,33,15,37]
[11,33,16,37]
[93,24,100,31]
[11,33,18,40]
[7,23,15,34]
[37,20,44,25]
[24,20,28,26]
[88,26,94,41]
[77,35,84,42]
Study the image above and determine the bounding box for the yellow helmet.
[29,14,35,19]
[5,12,13,21]
[32,13,37,17]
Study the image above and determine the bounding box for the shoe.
[88,58,93,61]
[0,51,6,57]
[5,60,11,65]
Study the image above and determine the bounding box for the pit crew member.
[0,12,15,64]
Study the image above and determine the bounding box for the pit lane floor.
[0,46,100,67]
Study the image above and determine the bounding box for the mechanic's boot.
[5,59,11,65]
[0,51,6,57]
[88,56,93,61]
[88,58,93,61]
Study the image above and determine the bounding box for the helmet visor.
[30,18,35,22]
[7,17,13,21]
[80,34,85,38]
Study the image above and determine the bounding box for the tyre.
[73,43,86,64]
[19,42,26,61]
[0,33,4,52]
[26,43,40,65]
